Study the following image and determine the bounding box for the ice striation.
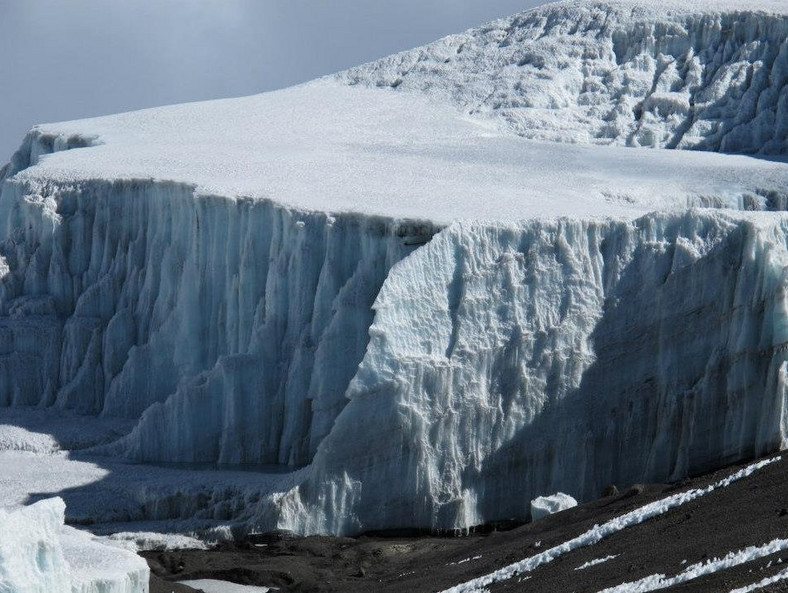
[0,0,785,540]
[271,212,788,534]
[341,0,788,154]
[0,129,438,467]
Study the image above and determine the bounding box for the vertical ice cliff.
[273,211,788,534]
[0,131,437,466]
[341,0,788,153]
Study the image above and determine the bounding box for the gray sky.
[0,1,546,160]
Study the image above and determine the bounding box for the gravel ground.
[146,454,788,593]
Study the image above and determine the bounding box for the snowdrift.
[0,0,786,536]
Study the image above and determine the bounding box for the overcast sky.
[0,1,547,159]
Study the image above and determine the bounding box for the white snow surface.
[576,555,619,570]
[0,498,149,593]
[11,80,785,223]
[440,457,779,593]
[530,493,578,521]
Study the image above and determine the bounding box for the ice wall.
[273,211,788,534]
[341,1,788,154]
[0,498,148,593]
[0,131,437,466]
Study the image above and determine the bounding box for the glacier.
[270,212,788,534]
[0,0,785,542]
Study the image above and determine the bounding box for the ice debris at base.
[530,493,578,521]
[597,537,788,592]
[440,457,779,593]
[177,581,272,593]
[0,498,149,593]
[576,555,619,571]
[0,0,785,538]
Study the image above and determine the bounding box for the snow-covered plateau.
[0,0,786,553]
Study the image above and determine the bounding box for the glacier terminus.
[0,0,787,590]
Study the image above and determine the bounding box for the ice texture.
[530,493,578,521]
[272,214,788,534]
[0,498,149,593]
[341,0,788,154]
[0,499,71,593]
[1,78,782,470]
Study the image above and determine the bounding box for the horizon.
[0,0,546,160]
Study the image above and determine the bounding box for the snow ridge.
[597,538,788,592]
[340,0,788,154]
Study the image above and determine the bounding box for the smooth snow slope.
[7,80,786,223]
[0,0,785,538]
[342,0,788,153]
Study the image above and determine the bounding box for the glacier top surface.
[16,78,787,224]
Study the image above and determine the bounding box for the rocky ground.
[146,453,788,593]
